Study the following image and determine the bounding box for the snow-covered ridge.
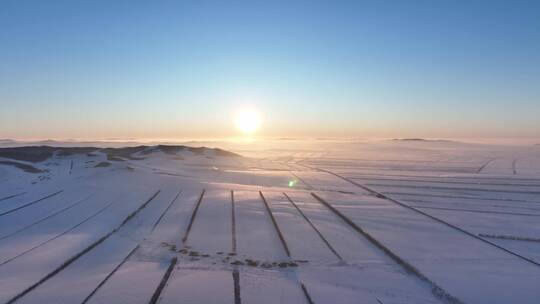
[0,145,240,163]
[0,145,240,176]
[391,138,459,143]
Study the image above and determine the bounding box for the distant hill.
[391,138,458,143]
[0,145,240,163]
[0,139,17,146]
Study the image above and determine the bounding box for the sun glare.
[235,109,261,134]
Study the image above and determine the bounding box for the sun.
[235,109,261,134]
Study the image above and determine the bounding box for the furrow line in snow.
[311,193,465,304]
[410,205,540,217]
[282,192,342,260]
[259,191,315,304]
[303,161,475,173]
[312,166,540,268]
[405,198,540,212]
[0,193,95,241]
[477,158,495,174]
[307,157,472,164]
[231,191,242,304]
[0,190,63,217]
[181,189,205,245]
[384,192,540,204]
[347,176,540,188]
[148,256,178,304]
[231,190,237,254]
[300,283,315,304]
[147,190,210,304]
[365,183,540,195]
[337,171,540,182]
[0,192,26,203]
[4,190,161,304]
[284,162,299,172]
[82,189,182,304]
[69,160,74,175]
[80,245,140,304]
[478,234,540,243]
[0,199,114,267]
[118,191,161,227]
[152,190,182,232]
[232,268,241,304]
[259,191,290,257]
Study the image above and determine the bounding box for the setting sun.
[235,109,261,134]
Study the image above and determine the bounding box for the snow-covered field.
[0,139,539,304]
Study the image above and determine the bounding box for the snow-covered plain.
[0,139,539,304]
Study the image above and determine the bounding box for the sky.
[1,0,539,140]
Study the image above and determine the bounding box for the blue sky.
[1,0,539,139]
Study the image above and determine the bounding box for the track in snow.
[4,190,161,304]
[0,193,95,241]
[152,190,182,232]
[259,191,317,304]
[259,191,291,257]
[0,192,26,203]
[0,199,115,267]
[478,234,540,243]
[148,189,228,304]
[384,192,540,204]
[148,257,177,304]
[81,190,182,304]
[0,190,63,217]
[365,183,540,195]
[80,245,140,304]
[311,193,464,304]
[69,160,74,175]
[410,205,540,217]
[311,166,540,268]
[477,158,495,173]
[339,172,540,182]
[230,191,242,304]
[181,189,206,245]
[282,192,342,260]
[232,269,241,304]
[349,176,540,188]
[231,190,237,254]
